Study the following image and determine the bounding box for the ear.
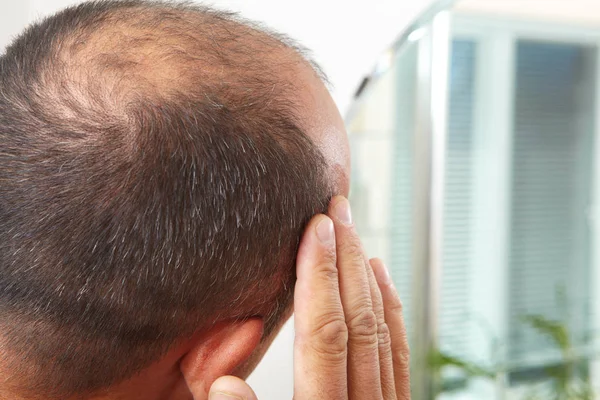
[180,318,264,399]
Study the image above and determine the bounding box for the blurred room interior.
[3,0,600,399]
[348,0,600,399]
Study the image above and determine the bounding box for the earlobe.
[180,318,264,399]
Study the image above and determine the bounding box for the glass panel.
[390,42,419,338]
[439,39,478,390]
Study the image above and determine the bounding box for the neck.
[0,340,195,400]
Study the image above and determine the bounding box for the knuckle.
[309,318,349,359]
[393,343,411,367]
[377,322,392,348]
[388,295,404,314]
[318,243,337,266]
[347,309,378,344]
[313,258,339,282]
[337,235,364,258]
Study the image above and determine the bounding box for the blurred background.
[3,0,600,399]
[349,0,600,399]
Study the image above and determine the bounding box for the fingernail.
[210,392,244,400]
[315,217,334,244]
[373,260,392,285]
[334,198,352,225]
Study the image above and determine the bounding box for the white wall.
[456,0,600,27]
[0,0,436,398]
[0,2,29,51]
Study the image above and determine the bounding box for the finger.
[208,375,258,400]
[329,196,382,400]
[367,259,397,400]
[371,258,411,400]
[294,214,348,400]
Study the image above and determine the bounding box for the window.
[439,20,599,399]
[508,40,596,381]
[348,13,600,400]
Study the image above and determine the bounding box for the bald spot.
[38,1,350,194]
[34,3,316,144]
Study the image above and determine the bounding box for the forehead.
[287,61,351,197]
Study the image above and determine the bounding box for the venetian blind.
[439,39,478,359]
[508,40,595,371]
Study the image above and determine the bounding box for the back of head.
[0,1,332,397]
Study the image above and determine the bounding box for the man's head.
[0,1,350,399]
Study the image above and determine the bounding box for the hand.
[208,196,411,399]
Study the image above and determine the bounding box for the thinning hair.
[0,0,333,397]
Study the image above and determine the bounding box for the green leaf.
[427,349,496,379]
[520,314,571,352]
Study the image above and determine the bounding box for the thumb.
[207,376,259,400]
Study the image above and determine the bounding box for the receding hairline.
[59,0,331,84]
[34,0,332,142]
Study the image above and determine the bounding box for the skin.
[1,47,410,400]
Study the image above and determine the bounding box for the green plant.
[428,314,596,399]
[519,314,594,400]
